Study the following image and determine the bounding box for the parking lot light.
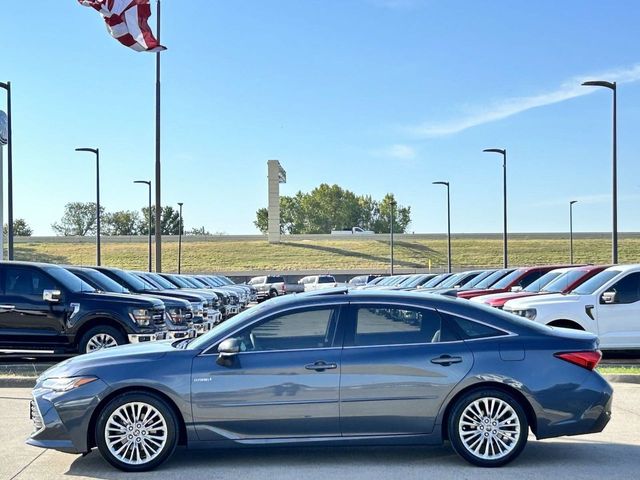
[581,80,617,264]
[0,81,14,260]
[570,200,578,264]
[483,148,508,268]
[75,147,101,266]
[178,202,184,274]
[134,180,153,272]
[432,181,451,273]
[390,199,397,275]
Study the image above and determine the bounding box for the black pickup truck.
[0,261,168,354]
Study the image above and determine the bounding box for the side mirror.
[218,338,241,357]
[601,291,617,304]
[510,286,523,293]
[43,289,62,303]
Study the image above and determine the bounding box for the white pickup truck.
[503,264,640,350]
[331,227,374,235]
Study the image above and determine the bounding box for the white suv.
[298,275,338,291]
[503,264,640,350]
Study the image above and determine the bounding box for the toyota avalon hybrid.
[28,289,612,471]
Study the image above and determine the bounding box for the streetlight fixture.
[432,181,451,273]
[483,148,508,268]
[177,202,184,274]
[0,81,14,260]
[134,180,152,272]
[389,198,397,275]
[582,80,618,264]
[569,200,578,264]
[75,147,101,265]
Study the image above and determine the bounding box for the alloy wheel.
[458,397,521,460]
[105,402,168,466]
[86,333,119,352]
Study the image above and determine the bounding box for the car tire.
[448,388,528,467]
[96,391,179,472]
[78,326,127,354]
[269,289,278,298]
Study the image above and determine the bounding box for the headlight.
[129,308,152,326]
[191,302,205,317]
[166,309,184,324]
[41,376,97,392]
[507,308,537,320]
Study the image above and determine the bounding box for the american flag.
[79,0,166,52]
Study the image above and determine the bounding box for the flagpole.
[154,0,162,272]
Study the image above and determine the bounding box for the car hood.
[37,341,177,381]
[471,290,542,305]
[457,288,505,299]
[504,292,585,310]
[82,291,163,309]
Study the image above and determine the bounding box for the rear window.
[267,276,285,283]
[443,313,508,340]
[318,276,336,283]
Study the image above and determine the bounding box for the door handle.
[0,305,16,312]
[305,361,338,372]
[431,355,463,366]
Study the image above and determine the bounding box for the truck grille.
[151,308,166,326]
[30,399,44,434]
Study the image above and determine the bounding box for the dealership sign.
[0,111,7,145]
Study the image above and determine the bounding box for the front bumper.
[193,320,215,336]
[127,331,166,344]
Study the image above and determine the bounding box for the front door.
[340,303,473,435]
[596,272,640,349]
[191,305,343,441]
[0,266,68,349]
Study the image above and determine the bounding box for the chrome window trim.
[199,301,345,356]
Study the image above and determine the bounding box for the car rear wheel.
[96,392,178,472]
[78,326,126,354]
[448,389,528,467]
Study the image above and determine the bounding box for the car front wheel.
[448,389,528,467]
[78,326,126,354]
[96,392,179,472]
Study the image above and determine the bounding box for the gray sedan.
[27,290,612,471]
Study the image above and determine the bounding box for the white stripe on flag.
[124,6,148,50]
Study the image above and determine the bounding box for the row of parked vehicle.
[349,263,640,351]
[0,261,257,355]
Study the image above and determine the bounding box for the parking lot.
[1,382,638,480]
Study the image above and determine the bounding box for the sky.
[1,0,640,235]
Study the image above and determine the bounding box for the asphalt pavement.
[2,382,639,480]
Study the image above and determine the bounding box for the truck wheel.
[448,389,528,467]
[96,391,178,472]
[269,289,278,298]
[78,326,126,354]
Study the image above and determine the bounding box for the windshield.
[469,269,511,289]
[145,273,178,289]
[71,268,129,293]
[438,273,464,288]
[523,270,563,293]
[422,274,451,288]
[464,270,492,288]
[571,270,620,295]
[542,269,588,293]
[46,267,95,293]
[490,269,524,289]
[404,275,431,288]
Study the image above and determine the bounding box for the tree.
[188,226,211,236]
[138,206,183,235]
[103,210,141,235]
[254,184,412,234]
[3,218,33,237]
[52,202,104,236]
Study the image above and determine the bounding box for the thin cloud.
[373,144,418,160]
[405,63,640,138]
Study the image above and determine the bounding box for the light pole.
[76,148,101,265]
[582,80,617,264]
[155,0,163,272]
[177,202,183,274]
[134,180,152,272]
[0,81,14,259]
[389,198,396,275]
[432,181,451,273]
[569,200,578,264]
[483,148,508,268]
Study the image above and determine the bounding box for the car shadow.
[64,440,640,479]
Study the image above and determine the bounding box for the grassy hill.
[12,234,640,273]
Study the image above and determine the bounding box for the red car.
[455,265,574,300]
[469,265,608,308]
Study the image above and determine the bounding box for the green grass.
[597,366,640,375]
[12,235,640,273]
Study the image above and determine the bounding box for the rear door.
[339,302,473,435]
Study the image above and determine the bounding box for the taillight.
[554,350,602,370]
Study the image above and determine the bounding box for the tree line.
[255,184,411,234]
[51,202,211,236]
